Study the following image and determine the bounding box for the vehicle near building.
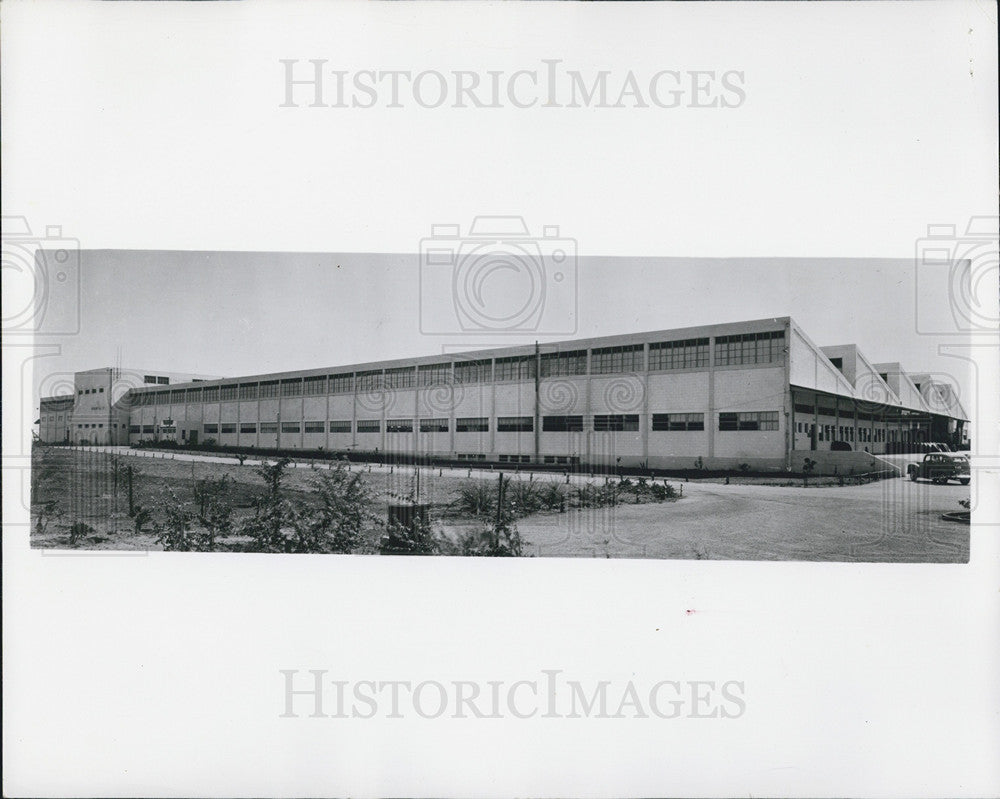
[907,452,970,485]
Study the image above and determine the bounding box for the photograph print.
[26,234,978,563]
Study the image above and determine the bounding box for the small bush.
[68,521,95,546]
[538,482,566,511]
[453,481,496,518]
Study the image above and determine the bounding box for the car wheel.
[909,470,918,481]
[959,478,970,485]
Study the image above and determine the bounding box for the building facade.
[37,318,969,472]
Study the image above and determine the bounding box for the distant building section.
[37,367,221,446]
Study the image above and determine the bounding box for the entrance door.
[189,430,199,446]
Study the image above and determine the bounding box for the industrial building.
[37,317,969,473]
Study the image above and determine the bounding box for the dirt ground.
[516,478,970,561]
[29,445,969,561]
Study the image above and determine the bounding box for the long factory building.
[37,317,969,473]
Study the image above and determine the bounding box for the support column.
[534,342,541,464]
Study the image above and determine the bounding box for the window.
[457,453,487,461]
[203,386,220,403]
[591,344,644,374]
[204,424,219,434]
[497,416,533,432]
[329,420,351,433]
[329,373,353,394]
[418,363,451,386]
[384,367,415,389]
[357,419,380,433]
[142,425,154,434]
[220,423,236,434]
[260,422,278,434]
[356,370,383,392]
[239,383,258,401]
[303,376,326,395]
[718,411,780,431]
[129,425,140,433]
[829,357,844,371]
[156,376,170,385]
[714,330,785,366]
[186,387,203,403]
[420,418,449,433]
[495,356,536,382]
[594,414,639,432]
[544,455,581,465]
[240,423,257,434]
[161,426,175,434]
[170,389,186,404]
[155,391,170,405]
[259,381,279,399]
[540,350,587,377]
[817,405,837,418]
[456,417,489,432]
[281,379,302,397]
[543,415,584,432]
[281,422,300,433]
[454,359,492,384]
[304,421,325,433]
[651,413,705,431]
[498,454,531,463]
[386,418,413,433]
[99,387,104,393]
[649,338,710,370]
[143,375,157,384]
[794,402,814,415]
[220,385,238,402]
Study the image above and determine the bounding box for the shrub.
[538,482,566,511]
[506,480,543,516]
[453,481,496,518]
[290,464,383,554]
[380,516,443,555]
[573,483,619,508]
[459,516,524,557]
[68,521,95,546]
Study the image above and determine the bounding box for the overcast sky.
[31,251,974,414]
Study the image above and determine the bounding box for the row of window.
[794,402,902,423]
[796,422,895,443]
[129,412,780,436]
[128,331,788,405]
[717,411,780,431]
[77,387,105,395]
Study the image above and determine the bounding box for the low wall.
[791,449,902,477]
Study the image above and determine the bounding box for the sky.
[30,250,976,415]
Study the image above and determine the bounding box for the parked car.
[907,452,970,485]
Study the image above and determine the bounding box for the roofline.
[123,316,794,392]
